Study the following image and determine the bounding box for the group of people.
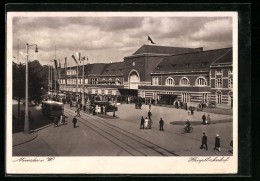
[139,110,164,131]
[53,114,66,127]
[200,132,221,152]
[201,113,211,125]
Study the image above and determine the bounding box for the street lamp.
[24,43,38,134]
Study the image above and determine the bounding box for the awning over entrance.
[118,88,138,96]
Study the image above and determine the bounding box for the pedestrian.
[202,113,206,125]
[148,118,153,129]
[104,105,107,115]
[61,114,66,124]
[76,107,81,116]
[59,114,63,125]
[113,107,116,117]
[175,101,178,109]
[140,116,145,129]
[70,101,72,108]
[101,105,104,114]
[56,115,60,127]
[144,117,149,129]
[206,114,211,124]
[83,104,86,113]
[229,140,233,154]
[191,108,194,115]
[72,116,77,128]
[148,110,152,119]
[214,134,221,152]
[149,102,152,110]
[159,118,164,131]
[200,132,208,150]
[185,103,188,111]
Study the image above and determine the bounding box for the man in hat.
[214,134,221,152]
[72,116,77,128]
[159,118,164,131]
[200,132,208,150]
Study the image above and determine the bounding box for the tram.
[42,101,64,118]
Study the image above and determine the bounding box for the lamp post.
[72,55,79,105]
[24,43,38,134]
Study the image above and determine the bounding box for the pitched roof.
[152,47,232,74]
[89,63,107,76]
[133,45,201,55]
[211,49,232,65]
[101,62,124,76]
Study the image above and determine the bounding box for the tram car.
[42,101,64,118]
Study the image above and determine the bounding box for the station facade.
[58,44,233,109]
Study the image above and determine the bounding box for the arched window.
[165,77,174,86]
[197,77,207,86]
[180,77,190,86]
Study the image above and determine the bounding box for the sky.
[12,16,233,66]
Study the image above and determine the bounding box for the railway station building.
[58,44,233,109]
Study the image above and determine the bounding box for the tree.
[13,62,25,118]
[13,60,47,117]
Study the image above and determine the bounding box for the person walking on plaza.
[76,107,81,116]
[200,132,208,150]
[229,140,233,154]
[214,134,221,152]
[72,116,77,128]
[144,117,149,129]
[206,114,211,124]
[83,104,86,113]
[202,113,206,125]
[175,101,178,109]
[185,103,188,111]
[159,118,164,131]
[104,105,107,115]
[148,118,153,129]
[149,102,152,110]
[148,110,152,119]
[140,116,145,129]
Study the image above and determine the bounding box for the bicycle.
[181,126,193,134]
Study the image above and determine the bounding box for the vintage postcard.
[6,12,238,174]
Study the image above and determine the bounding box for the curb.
[13,132,38,147]
[33,123,54,132]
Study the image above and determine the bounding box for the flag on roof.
[148,36,155,44]
[72,55,78,64]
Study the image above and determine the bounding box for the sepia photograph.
[6,12,238,174]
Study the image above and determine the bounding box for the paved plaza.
[12,101,233,156]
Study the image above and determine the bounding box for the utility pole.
[48,65,50,95]
[82,57,85,106]
[24,43,38,134]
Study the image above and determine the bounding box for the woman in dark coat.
[214,134,221,152]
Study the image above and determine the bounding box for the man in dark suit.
[159,118,164,131]
[148,110,152,119]
[202,113,206,125]
[200,132,208,150]
[72,116,77,128]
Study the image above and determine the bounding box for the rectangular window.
[215,78,222,88]
[153,77,159,85]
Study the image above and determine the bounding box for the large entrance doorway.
[129,70,140,89]
[157,94,177,105]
